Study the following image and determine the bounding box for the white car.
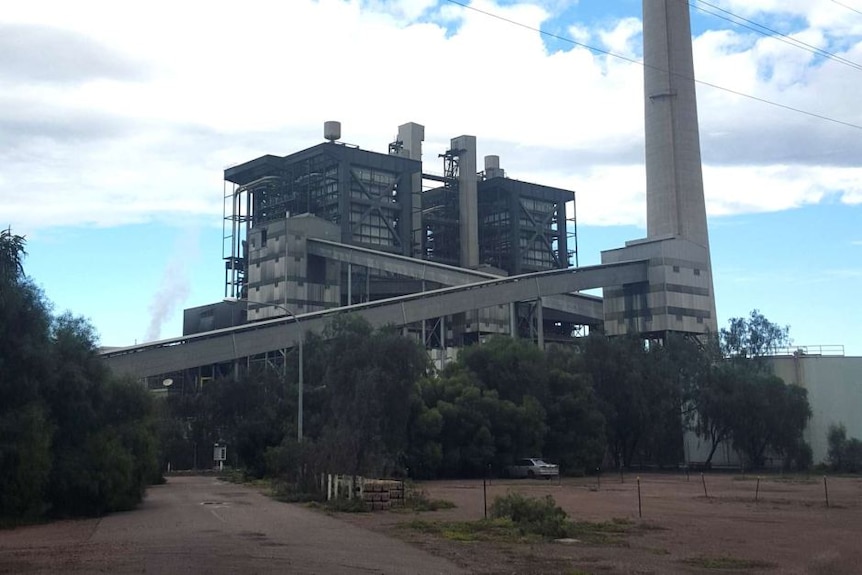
[505,458,559,479]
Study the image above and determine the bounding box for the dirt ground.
[339,473,862,574]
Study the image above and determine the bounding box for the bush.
[404,488,456,512]
[827,424,862,473]
[270,479,324,503]
[490,492,569,538]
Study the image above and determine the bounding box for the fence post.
[483,476,488,519]
[823,476,830,508]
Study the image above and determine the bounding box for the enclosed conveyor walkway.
[101,260,647,379]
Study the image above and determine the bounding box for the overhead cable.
[690,0,862,72]
[442,0,862,131]
[830,0,862,17]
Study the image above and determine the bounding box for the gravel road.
[0,475,465,575]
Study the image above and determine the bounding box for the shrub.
[490,492,569,538]
[404,488,456,512]
[827,424,862,473]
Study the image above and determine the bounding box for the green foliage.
[543,346,606,474]
[583,334,684,467]
[324,497,369,513]
[403,488,456,511]
[316,317,431,477]
[0,229,27,283]
[688,312,812,470]
[403,515,641,546]
[0,404,52,517]
[408,337,605,478]
[402,517,528,543]
[729,373,811,468]
[0,231,160,520]
[721,309,790,366]
[490,492,570,539]
[827,424,862,473]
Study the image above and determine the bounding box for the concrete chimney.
[643,0,710,249]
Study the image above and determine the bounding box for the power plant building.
[207,122,581,350]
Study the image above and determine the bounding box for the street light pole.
[223,297,304,442]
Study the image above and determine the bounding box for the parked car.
[505,458,559,479]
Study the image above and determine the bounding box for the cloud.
[0,23,145,84]
[1,0,860,233]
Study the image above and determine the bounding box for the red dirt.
[340,473,862,574]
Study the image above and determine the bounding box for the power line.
[443,0,862,131]
[691,0,862,72]
[831,0,862,17]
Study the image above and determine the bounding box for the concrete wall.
[684,355,862,466]
[770,355,862,464]
[601,236,715,335]
[246,215,342,320]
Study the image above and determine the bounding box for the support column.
[451,135,478,269]
[421,280,427,346]
[440,316,446,350]
[536,297,544,350]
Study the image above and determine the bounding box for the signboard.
[214,443,227,470]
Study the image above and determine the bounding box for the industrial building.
[183,120,584,360]
[100,0,862,469]
[104,0,718,385]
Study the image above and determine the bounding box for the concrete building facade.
[601,0,717,337]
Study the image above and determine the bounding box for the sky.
[2,0,861,355]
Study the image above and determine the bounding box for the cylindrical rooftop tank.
[484,155,500,170]
[324,121,341,142]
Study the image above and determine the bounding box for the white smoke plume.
[145,229,199,342]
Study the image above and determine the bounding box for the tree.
[0,230,53,517]
[45,314,161,515]
[693,363,742,465]
[721,309,791,367]
[316,317,430,477]
[0,228,27,284]
[2,232,160,518]
[458,336,550,404]
[543,347,606,474]
[827,424,862,473]
[730,374,810,468]
[583,334,683,468]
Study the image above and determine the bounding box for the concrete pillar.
[347,263,352,305]
[421,280,427,346]
[536,298,544,350]
[452,135,478,269]
[397,123,426,259]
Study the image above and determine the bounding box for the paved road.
[0,475,465,574]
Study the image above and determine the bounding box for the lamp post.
[223,297,304,442]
